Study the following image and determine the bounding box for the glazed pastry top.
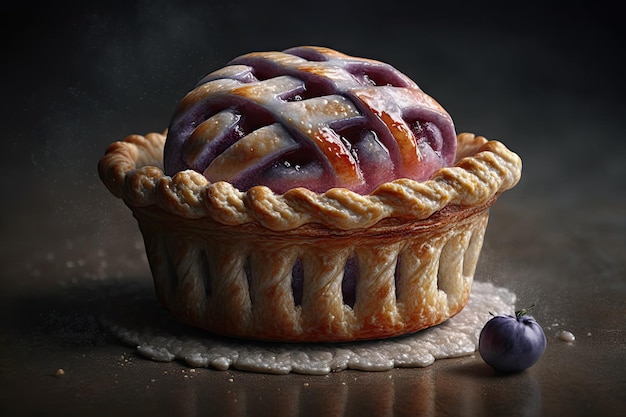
[164,46,457,194]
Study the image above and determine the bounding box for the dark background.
[2,0,623,256]
[1,1,625,416]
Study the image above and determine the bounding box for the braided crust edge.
[98,132,521,231]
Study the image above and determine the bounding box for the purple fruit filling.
[164,47,456,194]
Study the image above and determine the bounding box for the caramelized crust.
[99,132,520,231]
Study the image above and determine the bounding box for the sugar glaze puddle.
[102,281,514,375]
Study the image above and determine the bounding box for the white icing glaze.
[102,281,515,375]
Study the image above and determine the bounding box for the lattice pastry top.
[164,46,457,194]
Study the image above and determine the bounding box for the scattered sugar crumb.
[55,368,65,377]
[556,330,576,343]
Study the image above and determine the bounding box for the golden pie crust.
[99,132,521,342]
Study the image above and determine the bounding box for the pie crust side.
[98,132,521,342]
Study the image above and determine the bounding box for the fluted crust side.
[133,200,491,342]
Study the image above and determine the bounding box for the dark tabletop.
[1,1,625,416]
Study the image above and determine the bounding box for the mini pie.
[99,46,522,342]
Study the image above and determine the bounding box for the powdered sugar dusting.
[102,281,514,375]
